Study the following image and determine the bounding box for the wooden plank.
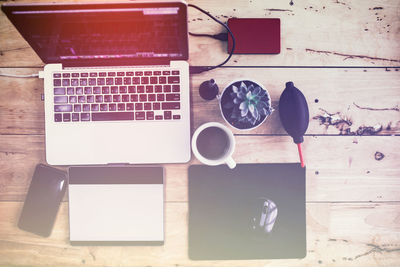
[1,0,399,67]
[1,135,399,202]
[0,202,399,266]
[1,67,399,135]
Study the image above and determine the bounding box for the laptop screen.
[2,2,188,66]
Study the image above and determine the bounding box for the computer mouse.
[251,198,278,233]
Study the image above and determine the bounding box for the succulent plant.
[222,81,272,127]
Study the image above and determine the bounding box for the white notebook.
[68,166,164,245]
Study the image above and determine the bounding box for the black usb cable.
[188,4,236,74]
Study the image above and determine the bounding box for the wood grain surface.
[0,0,399,266]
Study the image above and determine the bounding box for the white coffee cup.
[191,122,236,169]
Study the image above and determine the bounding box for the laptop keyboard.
[52,69,181,122]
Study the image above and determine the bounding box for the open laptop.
[2,1,191,165]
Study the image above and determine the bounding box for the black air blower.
[279,82,309,168]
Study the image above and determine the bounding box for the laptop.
[2,1,191,165]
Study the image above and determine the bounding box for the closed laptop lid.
[2,1,188,67]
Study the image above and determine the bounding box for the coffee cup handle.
[226,156,236,169]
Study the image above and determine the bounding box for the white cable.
[0,73,39,78]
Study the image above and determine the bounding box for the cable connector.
[212,32,228,41]
[189,66,213,74]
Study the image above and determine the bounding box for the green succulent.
[223,81,272,126]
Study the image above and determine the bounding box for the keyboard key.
[80,79,88,86]
[166,93,180,101]
[99,72,107,77]
[150,77,158,84]
[74,104,81,112]
[109,103,116,111]
[163,85,171,92]
[153,102,161,110]
[113,95,121,102]
[154,71,161,75]
[54,105,72,112]
[159,76,167,84]
[139,94,147,102]
[168,76,180,84]
[69,96,77,103]
[72,73,79,77]
[141,77,149,84]
[155,115,163,120]
[81,113,90,121]
[132,77,140,84]
[97,78,105,85]
[162,71,170,75]
[162,102,180,110]
[83,104,90,111]
[76,87,83,95]
[72,113,79,121]
[118,103,125,111]
[88,78,96,85]
[172,70,180,75]
[111,86,119,94]
[71,79,79,86]
[135,103,143,110]
[135,71,143,76]
[173,114,181,120]
[126,71,134,76]
[145,71,152,76]
[135,111,145,120]
[146,111,154,120]
[91,104,99,111]
[148,94,156,101]
[172,85,180,92]
[124,77,131,85]
[164,111,172,120]
[122,95,129,102]
[53,79,61,86]
[102,86,110,94]
[81,73,88,77]
[62,79,70,86]
[54,87,65,95]
[54,113,62,122]
[53,73,61,78]
[155,85,163,92]
[63,113,71,122]
[100,104,108,111]
[87,95,94,103]
[144,103,152,110]
[93,87,101,94]
[95,95,103,103]
[90,72,98,77]
[130,94,138,102]
[78,96,86,103]
[108,72,116,76]
[157,94,164,101]
[67,87,74,95]
[115,77,122,85]
[104,95,112,102]
[119,86,127,93]
[128,86,136,93]
[54,96,68,103]
[106,78,114,85]
[117,72,125,76]
[92,112,134,121]
[137,86,145,93]
[62,73,70,78]
[84,87,92,94]
[126,103,134,110]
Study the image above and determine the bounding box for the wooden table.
[1,0,400,266]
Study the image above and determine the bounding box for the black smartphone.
[18,164,67,237]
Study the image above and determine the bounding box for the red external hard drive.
[227,18,280,54]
